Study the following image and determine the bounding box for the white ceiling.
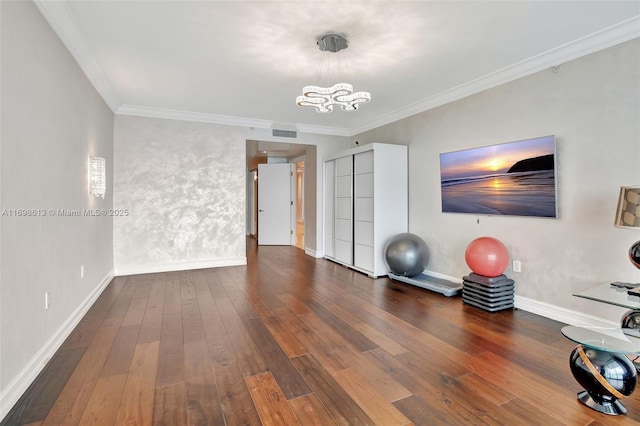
[36,1,640,136]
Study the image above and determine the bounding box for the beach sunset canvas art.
[440,135,557,218]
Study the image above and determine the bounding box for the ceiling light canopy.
[296,33,371,113]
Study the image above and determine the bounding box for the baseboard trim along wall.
[0,270,114,421]
[424,269,617,328]
[114,257,247,276]
[514,295,618,328]
[305,248,322,258]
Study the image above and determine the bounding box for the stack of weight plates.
[462,273,514,312]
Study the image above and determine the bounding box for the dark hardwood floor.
[3,238,640,425]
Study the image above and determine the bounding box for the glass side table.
[561,283,640,415]
[574,283,640,332]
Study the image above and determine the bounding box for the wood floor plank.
[464,350,597,425]
[366,348,488,424]
[299,311,412,402]
[332,367,412,425]
[352,322,409,355]
[260,313,310,358]
[245,318,312,399]
[136,274,167,343]
[179,270,197,300]
[100,324,140,377]
[181,297,206,344]
[77,373,128,425]
[495,397,566,425]
[0,347,85,425]
[215,362,262,426]
[121,293,148,327]
[114,341,160,425]
[181,292,225,426]
[288,394,338,426]
[42,300,131,425]
[153,383,188,426]
[155,311,185,388]
[214,297,267,377]
[245,372,301,425]
[304,297,379,352]
[291,354,375,426]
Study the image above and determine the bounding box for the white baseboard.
[0,270,114,421]
[423,269,616,328]
[114,257,247,276]
[514,295,617,328]
[305,248,322,258]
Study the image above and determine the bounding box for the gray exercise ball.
[384,233,430,277]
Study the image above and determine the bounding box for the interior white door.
[258,163,292,245]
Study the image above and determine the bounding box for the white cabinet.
[323,143,408,277]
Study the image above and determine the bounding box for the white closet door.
[353,151,374,271]
[334,156,353,265]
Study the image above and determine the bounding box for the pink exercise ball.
[465,237,509,277]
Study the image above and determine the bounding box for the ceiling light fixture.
[296,33,371,113]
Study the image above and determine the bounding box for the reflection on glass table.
[573,283,640,333]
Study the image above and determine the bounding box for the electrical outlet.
[45,291,50,310]
[512,260,522,273]
[80,265,84,278]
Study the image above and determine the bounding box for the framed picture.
[439,135,557,218]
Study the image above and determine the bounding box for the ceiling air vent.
[272,129,297,139]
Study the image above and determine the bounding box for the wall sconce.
[89,157,106,199]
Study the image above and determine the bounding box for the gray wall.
[353,39,640,320]
[113,115,247,274]
[0,0,114,408]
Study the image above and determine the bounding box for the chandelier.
[296,33,371,113]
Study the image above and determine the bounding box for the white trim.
[0,270,114,421]
[305,248,322,258]
[114,257,247,276]
[348,16,640,136]
[514,295,618,328]
[116,105,273,129]
[33,0,120,112]
[424,270,619,328]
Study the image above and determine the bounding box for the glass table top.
[573,282,640,310]
[562,325,640,354]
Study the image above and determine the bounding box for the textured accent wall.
[352,39,640,321]
[113,116,246,274]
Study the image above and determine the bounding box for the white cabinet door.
[334,156,353,264]
[353,151,375,271]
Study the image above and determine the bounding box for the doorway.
[294,160,305,249]
[246,140,310,250]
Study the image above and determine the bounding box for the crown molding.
[117,105,274,129]
[33,0,121,112]
[348,16,640,136]
[34,1,638,138]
